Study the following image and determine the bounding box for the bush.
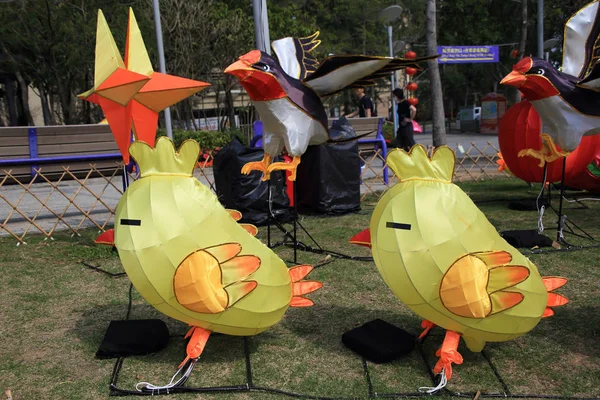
[156,128,249,151]
[382,122,395,141]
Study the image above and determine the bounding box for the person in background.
[346,87,375,118]
[391,88,416,151]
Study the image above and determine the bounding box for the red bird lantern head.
[406,67,417,76]
[407,82,418,91]
[405,51,417,59]
[408,98,419,106]
[500,57,560,101]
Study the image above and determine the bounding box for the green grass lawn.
[1,178,599,399]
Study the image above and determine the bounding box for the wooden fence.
[1,125,508,244]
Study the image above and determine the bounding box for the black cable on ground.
[481,350,511,395]
[244,337,253,388]
[81,261,126,278]
[125,283,133,321]
[361,358,374,397]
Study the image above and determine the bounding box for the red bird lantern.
[406,67,417,76]
[405,51,417,59]
[407,82,418,91]
[498,100,600,183]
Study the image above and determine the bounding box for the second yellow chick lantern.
[351,145,568,389]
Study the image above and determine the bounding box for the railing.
[1,133,507,244]
[358,141,509,200]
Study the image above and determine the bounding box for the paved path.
[1,132,499,240]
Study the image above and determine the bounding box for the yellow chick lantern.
[351,145,567,391]
[98,137,321,389]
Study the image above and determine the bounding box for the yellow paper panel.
[126,8,153,75]
[94,10,125,87]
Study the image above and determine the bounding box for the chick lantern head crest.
[386,145,455,184]
[129,137,199,178]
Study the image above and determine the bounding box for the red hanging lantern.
[406,67,417,76]
[407,82,418,91]
[408,98,419,106]
[498,100,600,183]
[510,49,519,59]
[405,51,417,59]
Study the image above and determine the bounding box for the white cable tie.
[558,215,567,241]
[135,359,197,392]
[418,368,448,394]
[537,205,545,234]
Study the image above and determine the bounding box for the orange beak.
[224,59,254,81]
[95,229,115,246]
[349,228,371,249]
[501,70,527,87]
[225,50,261,81]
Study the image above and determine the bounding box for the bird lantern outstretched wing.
[302,54,438,97]
[271,32,321,80]
[562,0,600,80]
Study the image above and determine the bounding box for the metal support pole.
[252,0,271,54]
[388,25,398,137]
[152,0,173,139]
[537,0,544,59]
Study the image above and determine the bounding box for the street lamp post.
[151,0,173,140]
[379,5,403,137]
[537,0,544,58]
[252,0,271,54]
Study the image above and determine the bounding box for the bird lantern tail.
[288,265,322,307]
[349,229,371,248]
[541,277,568,317]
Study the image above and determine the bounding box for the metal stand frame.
[538,159,596,248]
[265,179,373,265]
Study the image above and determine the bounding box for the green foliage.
[156,128,248,151]
[0,0,153,124]
[0,0,587,131]
[382,122,395,141]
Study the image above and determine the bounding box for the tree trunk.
[426,0,446,146]
[15,72,35,126]
[4,77,19,126]
[508,0,528,105]
[39,86,53,125]
[225,87,237,130]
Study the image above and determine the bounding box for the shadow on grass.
[278,303,422,352]
[528,304,600,358]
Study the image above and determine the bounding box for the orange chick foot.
[179,326,211,368]
[419,330,463,394]
[418,320,435,339]
[241,154,273,181]
[267,156,301,181]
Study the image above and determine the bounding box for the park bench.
[328,117,388,184]
[0,124,122,182]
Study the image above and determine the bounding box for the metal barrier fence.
[1,142,508,244]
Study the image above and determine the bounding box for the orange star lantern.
[124,9,210,150]
[80,9,210,164]
[78,10,150,163]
